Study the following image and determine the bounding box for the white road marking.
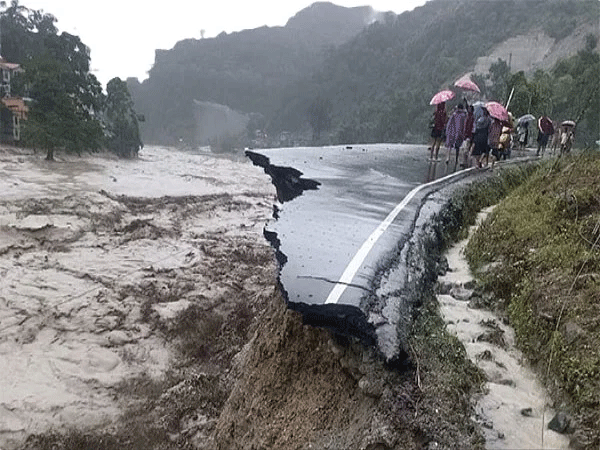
[325,167,475,304]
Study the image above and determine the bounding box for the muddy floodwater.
[0,146,274,448]
[438,208,570,449]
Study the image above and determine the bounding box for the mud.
[0,146,276,449]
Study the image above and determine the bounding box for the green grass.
[465,153,600,446]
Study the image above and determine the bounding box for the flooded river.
[0,146,274,448]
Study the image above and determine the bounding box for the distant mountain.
[130,0,599,148]
[129,2,376,146]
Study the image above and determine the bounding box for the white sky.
[23,1,428,87]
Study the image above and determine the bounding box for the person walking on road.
[536,115,554,156]
[517,120,529,150]
[444,103,467,165]
[488,117,503,170]
[461,104,475,167]
[429,102,447,161]
[471,107,491,168]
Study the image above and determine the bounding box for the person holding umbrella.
[429,102,448,161]
[444,103,467,165]
[560,120,576,155]
[428,90,454,160]
[517,120,530,150]
[471,107,491,168]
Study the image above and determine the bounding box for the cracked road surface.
[249,144,533,358]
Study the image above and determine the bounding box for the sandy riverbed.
[0,146,276,448]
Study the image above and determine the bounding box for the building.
[0,57,27,143]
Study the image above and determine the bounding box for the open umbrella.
[485,101,509,122]
[517,114,535,125]
[561,120,576,127]
[454,78,480,93]
[430,89,455,105]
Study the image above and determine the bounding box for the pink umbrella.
[485,101,509,122]
[430,89,455,105]
[454,78,480,93]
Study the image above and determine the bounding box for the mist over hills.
[129,0,599,148]
[128,2,377,146]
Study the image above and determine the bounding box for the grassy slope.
[465,152,600,447]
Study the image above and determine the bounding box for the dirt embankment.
[213,288,485,450]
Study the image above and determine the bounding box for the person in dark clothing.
[536,115,554,156]
[461,104,475,167]
[429,102,447,161]
[471,107,491,168]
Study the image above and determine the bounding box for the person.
[429,102,447,160]
[498,125,512,159]
[560,125,575,155]
[471,107,491,168]
[536,115,554,156]
[488,117,503,169]
[517,120,529,150]
[444,103,467,165]
[498,112,514,160]
[461,104,475,167]
[549,120,561,155]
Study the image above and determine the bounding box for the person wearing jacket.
[536,115,554,156]
[444,103,467,165]
[429,102,448,161]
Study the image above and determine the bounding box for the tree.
[487,58,511,104]
[105,77,142,158]
[307,97,332,141]
[0,1,57,63]
[20,32,105,160]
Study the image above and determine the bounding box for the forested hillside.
[294,0,599,145]
[131,0,599,148]
[128,2,376,146]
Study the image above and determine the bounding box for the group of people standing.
[429,100,511,170]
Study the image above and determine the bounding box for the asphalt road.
[257,144,463,303]
[250,143,534,356]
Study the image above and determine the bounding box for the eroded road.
[248,144,533,360]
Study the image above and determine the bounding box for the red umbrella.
[430,89,455,105]
[485,101,509,121]
[454,78,480,93]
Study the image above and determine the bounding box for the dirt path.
[0,146,276,448]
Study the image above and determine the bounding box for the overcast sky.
[22,1,428,87]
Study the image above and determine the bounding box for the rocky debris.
[476,319,506,348]
[520,407,533,417]
[548,411,572,434]
[476,350,493,361]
